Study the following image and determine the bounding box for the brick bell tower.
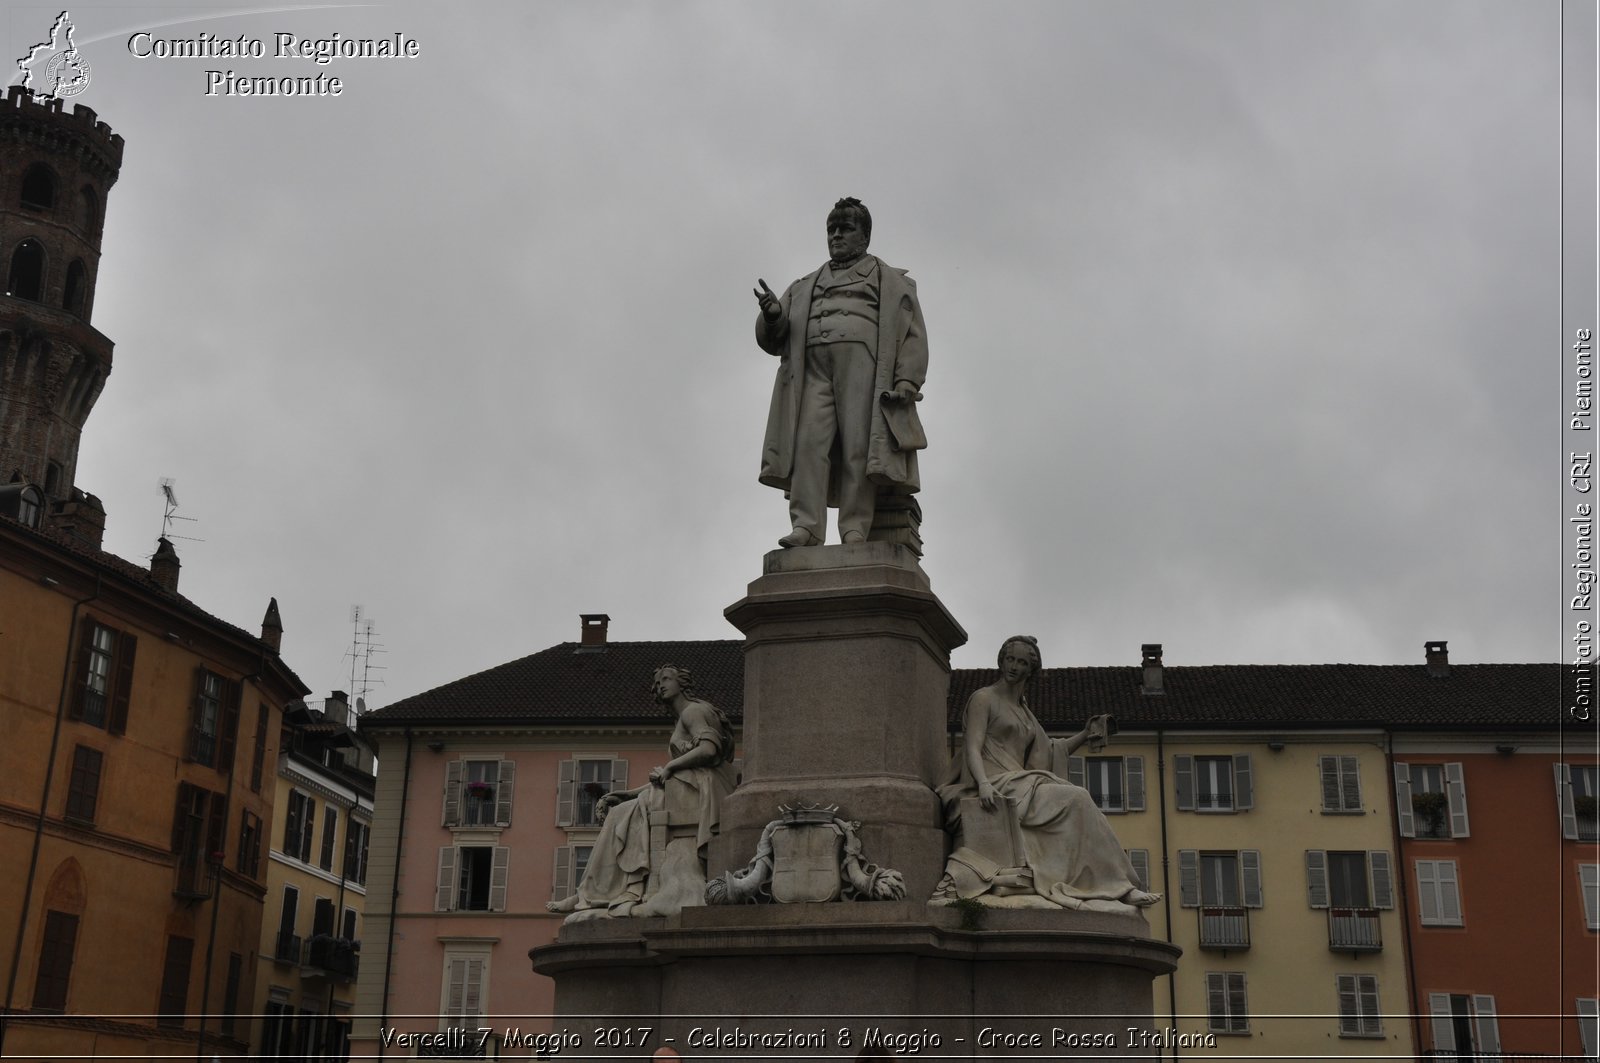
[0,85,123,544]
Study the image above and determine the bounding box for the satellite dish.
[355,697,366,716]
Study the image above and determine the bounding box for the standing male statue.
[752,198,928,548]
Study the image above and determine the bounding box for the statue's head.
[997,635,1042,680]
[652,664,695,704]
[827,197,871,263]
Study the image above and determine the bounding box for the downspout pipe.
[377,728,413,1058]
[1157,728,1178,1060]
[1386,731,1425,1056]
[195,668,255,1061]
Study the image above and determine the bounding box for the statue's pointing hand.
[754,278,783,321]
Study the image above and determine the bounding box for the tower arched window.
[62,260,86,315]
[8,241,46,302]
[21,165,57,211]
[76,186,99,233]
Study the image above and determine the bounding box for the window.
[238,810,263,879]
[31,911,78,1012]
[275,886,300,962]
[1579,998,1598,1059]
[1395,762,1470,839]
[1582,865,1599,931]
[1337,974,1382,1037]
[1306,850,1393,909]
[443,757,516,828]
[220,953,242,1037]
[21,164,57,210]
[1320,755,1362,813]
[1428,993,1501,1056]
[249,704,268,793]
[440,948,491,1029]
[1206,971,1248,1034]
[156,934,194,1027]
[551,844,594,902]
[1174,754,1253,812]
[435,846,509,912]
[188,668,241,770]
[70,619,136,734]
[342,908,358,941]
[62,259,85,315]
[8,240,45,301]
[17,485,41,528]
[312,896,335,938]
[1179,850,1262,949]
[319,806,338,871]
[556,757,628,827]
[262,998,293,1056]
[171,783,224,897]
[63,745,103,822]
[1558,763,1600,841]
[1067,755,1145,813]
[283,790,314,862]
[1415,860,1463,927]
[344,820,370,885]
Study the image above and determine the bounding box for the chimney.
[260,597,283,652]
[1140,643,1165,695]
[150,537,180,593]
[577,613,611,652]
[1425,640,1450,678]
[325,690,350,727]
[51,490,105,550]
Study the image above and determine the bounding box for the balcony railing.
[172,857,214,900]
[1328,908,1382,951]
[303,934,359,979]
[1198,906,1250,949]
[273,931,302,964]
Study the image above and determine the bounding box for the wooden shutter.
[1369,850,1393,909]
[1437,860,1461,924]
[1305,850,1329,909]
[283,791,300,853]
[1205,972,1227,1031]
[1127,849,1149,892]
[68,617,94,721]
[1358,976,1381,1035]
[204,791,225,863]
[1582,864,1600,929]
[488,846,509,911]
[1174,755,1195,811]
[216,677,242,773]
[1394,763,1415,837]
[1241,850,1263,908]
[1233,754,1254,810]
[1320,756,1342,811]
[1125,756,1145,811]
[442,760,462,827]
[1340,756,1361,811]
[1472,995,1500,1054]
[108,631,136,735]
[610,757,629,791]
[1578,997,1599,1057]
[1429,993,1456,1052]
[187,669,207,763]
[1445,762,1470,837]
[445,957,466,1019]
[552,845,572,901]
[1416,861,1442,924]
[435,847,456,912]
[495,760,516,826]
[1558,763,1579,839]
[171,783,193,853]
[1178,850,1199,907]
[1065,755,1085,787]
[556,760,576,826]
[1227,973,1248,1033]
[462,957,484,1022]
[1337,974,1360,1035]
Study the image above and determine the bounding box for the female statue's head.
[996,635,1042,680]
[652,664,695,704]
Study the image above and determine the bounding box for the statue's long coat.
[754,256,928,502]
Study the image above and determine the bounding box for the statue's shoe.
[841,529,866,544]
[778,528,816,548]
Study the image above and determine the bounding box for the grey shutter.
[442,760,462,827]
[611,757,629,791]
[1416,861,1442,924]
[1358,976,1381,1036]
[435,847,456,912]
[1340,755,1361,811]
[1126,756,1145,811]
[1241,849,1263,908]
[495,760,516,826]
[1321,756,1341,811]
[1065,755,1085,787]
[1305,850,1329,909]
[1337,974,1360,1035]
[556,760,576,827]
[1369,850,1393,909]
[1227,973,1248,1033]
[1394,763,1415,837]
[1558,763,1580,839]
[1233,754,1254,810]
[1175,755,1195,811]
[1582,863,1600,929]
[1472,995,1500,1054]
[1429,993,1456,1052]
[463,957,484,1021]
[1445,762,1469,837]
[1205,972,1226,1030]
[1178,850,1199,907]
[1438,860,1462,924]
[446,957,466,1019]
[1127,849,1149,892]
[488,846,509,911]
[1578,997,1599,1057]
[552,845,572,901]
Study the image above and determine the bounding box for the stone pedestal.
[708,542,965,899]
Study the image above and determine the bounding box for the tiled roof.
[362,639,1574,732]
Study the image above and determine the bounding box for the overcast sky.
[8,1,1573,710]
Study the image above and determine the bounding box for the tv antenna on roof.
[156,477,204,546]
[344,604,386,709]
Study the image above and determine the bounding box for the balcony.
[1328,908,1382,952]
[1197,907,1250,950]
[303,934,360,980]
[273,931,303,964]
[172,856,214,900]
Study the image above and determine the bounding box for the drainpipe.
[1156,728,1178,1060]
[377,729,413,1058]
[1386,731,1424,1057]
[0,572,101,1057]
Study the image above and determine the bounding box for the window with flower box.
[1394,762,1469,839]
[556,757,629,828]
[442,758,515,828]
